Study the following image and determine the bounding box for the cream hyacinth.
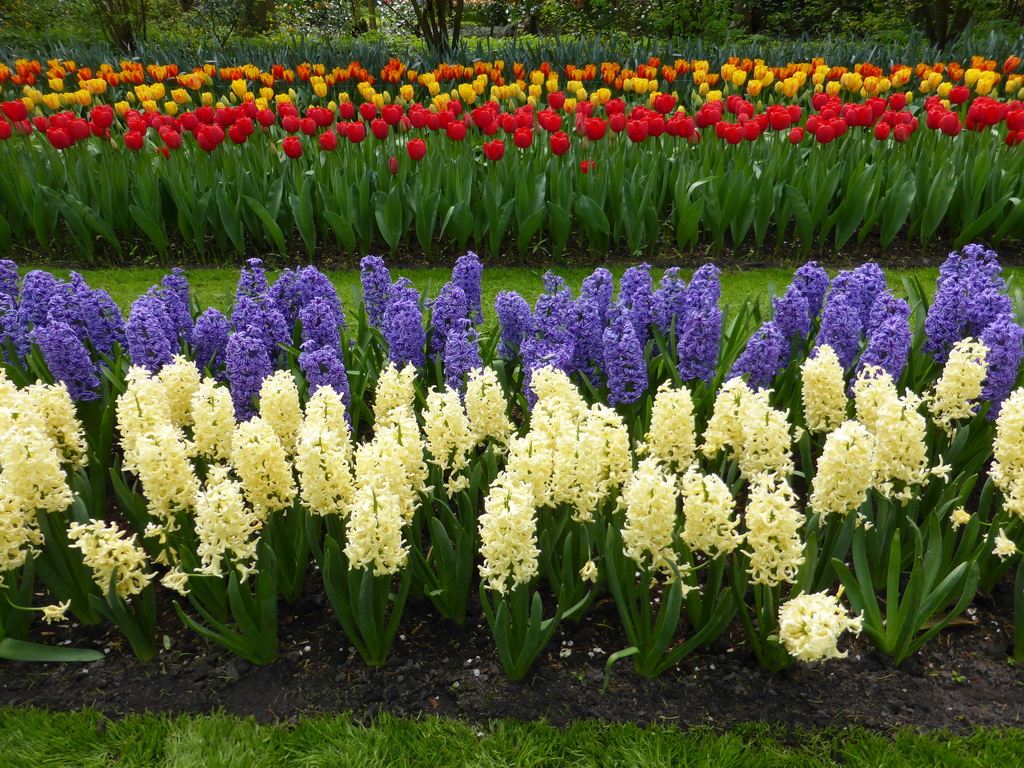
[744,474,805,587]
[464,367,515,449]
[478,472,539,594]
[116,366,173,466]
[258,370,304,456]
[131,422,200,535]
[702,378,794,480]
[800,345,848,434]
[373,363,418,426]
[679,468,743,556]
[190,378,237,463]
[157,356,202,428]
[778,590,863,662]
[20,382,88,467]
[991,388,1024,518]
[643,381,697,471]
[344,484,410,576]
[0,422,74,517]
[620,457,681,575]
[67,520,153,599]
[422,386,476,496]
[230,417,297,521]
[928,339,988,435]
[295,387,354,517]
[193,465,263,579]
[809,421,876,518]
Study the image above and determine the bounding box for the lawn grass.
[2,708,1023,768]
[23,263,1004,324]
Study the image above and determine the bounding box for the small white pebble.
[304,645,311,652]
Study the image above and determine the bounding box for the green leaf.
[0,638,103,663]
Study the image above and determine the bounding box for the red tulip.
[446,121,467,141]
[626,119,648,143]
[215,108,236,128]
[282,114,300,134]
[347,121,366,143]
[300,117,317,135]
[893,124,911,143]
[548,91,565,110]
[513,127,533,148]
[409,109,427,129]
[282,136,302,159]
[0,121,10,140]
[583,118,607,141]
[1,100,27,123]
[407,138,426,160]
[161,129,182,149]
[90,106,114,129]
[227,125,246,144]
[370,119,389,139]
[1007,129,1024,146]
[815,124,835,143]
[647,115,666,138]
[124,131,144,151]
[448,101,463,117]
[338,101,355,120]
[203,125,225,145]
[236,116,254,136]
[874,122,891,140]
[949,86,970,105]
[608,113,626,133]
[939,112,962,136]
[382,104,403,125]
[195,105,215,124]
[359,102,378,121]
[580,159,594,174]
[46,127,72,150]
[483,139,505,161]
[889,93,907,111]
[319,131,338,151]
[67,118,90,141]
[278,103,298,119]
[389,156,399,175]
[549,131,570,155]
[472,107,494,129]
[788,127,804,144]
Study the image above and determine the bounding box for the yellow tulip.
[964,68,981,86]
[698,82,709,96]
[231,79,248,99]
[428,81,440,96]
[74,89,91,106]
[775,81,785,95]
[731,69,747,88]
[275,93,292,104]
[528,83,541,99]
[976,79,994,96]
[563,97,577,112]
[937,82,952,98]
[545,78,559,93]
[576,87,587,101]
[48,78,64,92]
[164,101,178,115]
[201,91,214,105]
[927,72,944,89]
[746,80,762,97]
[400,84,414,101]
[115,100,130,116]
[151,83,165,100]
[41,93,61,110]
[255,97,268,110]
[372,93,385,108]
[706,89,722,102]
[530,71,544,85]
[826,81,842,96]
[260,87,274,101]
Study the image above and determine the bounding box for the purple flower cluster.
[0,295,22,360]
[452,252,483,325]
[830,263,886,327]
[226,331,272,420]
[236,258,269,302]
[729,321,787,388]
[300,298,342,353]
[814,291,862,370]
[857,293,912,382]
[33,321,101,401]
[232,295,289,360]
[616,264,655,346]
[125,293,175,372]
[299,345,351,408]
[603,310,647,406]
[19,271,62,330]
[521,336,574,408]
[534,271,574,340]
[580,268,613,327]
[382,288,426,368]
[360,256,392,329]
[654,267,687,336]
[677,305,722,384]
[568,295,605,381]
[158,270,194,346]
[980,315,1024,419]
[772,286,811,342]
[495,291,534,357]
[791,261,829,319]
[430,282,469,353]
[684,264,722,316]
[443,318,482,391]
[0,260,19,305]
[192,308,230,377]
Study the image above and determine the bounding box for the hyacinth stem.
[0,559,35,642]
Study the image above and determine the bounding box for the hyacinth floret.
[231,294,290,361]
[452,251,484,324]
[685,264,722,316]
[269,268,303,327]
[677,304,722,384]
[980,315,1024,419]
[478,472,539,594]
[928,338,988,434]
[791,261,829,319]
[830,263,886,327]
[236,257,269,301]
[603,309,647,406]
[679,469,743,557]
[296,266,344,324]
[299,297,342,352]
[857,313,912,384]
[299,344,352,407]
[430,282,468,353]
[381,294,426,368]
[778,590,863,662]
[729,321,787,388]
[18,270,62,330]
[67,520,153,599]
[159,268,194,345]
[495,291,534,358]
[443,318,482,392]
[33,321,101,401]
[814,290,862,370]
[568,294,605,380]
[534,271,574,340]
[225,331,272,421]
[125,292,175,372]
[800,345,848,433]
[772,286,811,342]
[743,474,805,587]
[809,421,876,517]
[193,464,263,579]
[643,381,696,471]
[0,259,18,305]
[580,267,614,327]
[621,457,681,577]
[360,256,392,328]
[192,307,231,378]
[992,388,1024,518]
[654,267,687,336]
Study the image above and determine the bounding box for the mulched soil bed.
[3,574,1023,733]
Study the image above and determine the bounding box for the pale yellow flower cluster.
[464,367,515,449]
[423,386,476,496]
[800,345,849,434]
[621,457,681,575]
[679,468,743,556]
[131,422,200,537]
[157,356,201,428]
[190,378,237,463]
[744,474,805,586]
[116,366,173,468]
[373,363,418,426]
[991,388,1024,518]
[994,528,1018,561]
[345,483,409,576]
[20,382,89,467]
[231,417,297,521]
[778,590,863,662]
[809,421,876,518]
[478,472,539,594]
[67,519,153,599]
[259,370,303,456]
[295,386,354,517]
[928,339,988,435]
[193,464,262,579]
[643,381,696,471]
[853,367,930,502]
[702,377,794,480]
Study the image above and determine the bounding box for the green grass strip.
[2,708,1024,768]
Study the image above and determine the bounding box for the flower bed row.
[1,248,1024,680]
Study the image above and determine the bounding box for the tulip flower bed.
[1,243,1024,718]
[1,55,1024,261]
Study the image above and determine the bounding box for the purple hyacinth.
[161,268,190,309]
[360,256,392,329]
[495,291,534,358]
[232,295,290,361]
[300,297,342,353]
[521,336,575,408]
[225,331,272,420]
[968,284,1014,338]
[923,283,968,362]
[772,287,811,341]
[677,305,722,384]
[980,315,1024,419]
[430,282,468,353]
[603,310,647,406]
[299,344,351,408]
[858,313,912,383]
[125,293,175,372]
[381,296,426,368]
[685,264,722,315]
[156,274,193,346]
[269,268,304,328]
[452,252,483,325]
[443,318,482,391]
[617,265,655,346]
[18,270,62,330]
[729,321,787,389]
[33,321,101,401]
[0,295,25,361]
[534,271,573,340]
[0,259,18,305]
[654,267,687,336]
[814,291,863,370]
[866,292,911,339]
[236,258,269,302]
[830,263,886,328]
[192,308,231,377]
[568,295,605,380]
[298,266,343,323]
[389,277,419,307]
[77,280,126,357]
[791,261,830,319]
[580,268,614,328]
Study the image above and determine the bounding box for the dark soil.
[3,574,1024,733]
